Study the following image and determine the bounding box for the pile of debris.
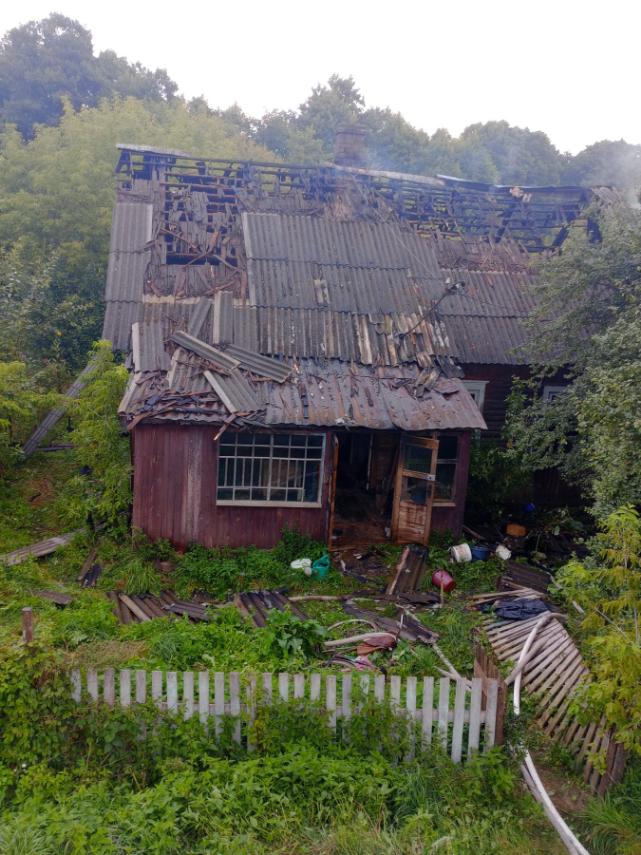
[106,591,214,624]
[233,589,307,626]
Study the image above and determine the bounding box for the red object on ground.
[431,569,456,593]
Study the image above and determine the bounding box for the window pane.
[217,432,323,504]
[404,443,432,473]
[304,462,320,502]
[401,476,432,505]
[438,435,458,460]
[436,463,456,500]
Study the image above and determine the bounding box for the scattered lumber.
[386,545,428,595]
[37,590,73,607]
[107,591,215,624]
[481,610,627,795]
[234,589,308,627]
[501,560,552,594]
[342,602,438,645]
[0,530,83,567]
[79,563,103,588]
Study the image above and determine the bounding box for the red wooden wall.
[132,424,333,550]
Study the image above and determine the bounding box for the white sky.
[1,0,639,154]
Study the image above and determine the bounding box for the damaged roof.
[104,145,598,431]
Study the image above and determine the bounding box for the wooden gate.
[391,435,439,545]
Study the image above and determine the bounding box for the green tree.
[0,97,275,369]
[298,74,364,152]
[0,362,55,476]
[459,121,562,185]
[555,507,641,756]
[65,342,130,532]
[505,205,641,513]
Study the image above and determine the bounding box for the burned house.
[104,135,595,548]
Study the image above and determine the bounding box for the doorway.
[332,431,388,546]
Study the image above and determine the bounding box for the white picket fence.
[70,669,501,762]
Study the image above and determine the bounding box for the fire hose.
[511,613,590,855]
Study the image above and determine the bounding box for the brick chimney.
[334,123,368,168]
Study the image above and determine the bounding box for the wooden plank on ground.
[0,530,83,567]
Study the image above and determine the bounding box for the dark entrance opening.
[332,431,389,546]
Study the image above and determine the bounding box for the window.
[435,435,458,503]
[217,432,324,506]
[462,380,488,411]
[542,385,566,402]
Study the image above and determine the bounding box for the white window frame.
[542,385,566,403]
[462,380,488,412]
[216,432,325,508]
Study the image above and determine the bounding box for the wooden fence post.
[21,607,34,643]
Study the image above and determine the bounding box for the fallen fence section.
[22,360,97,458]
[70,669,502,763]
[0,530,84,567]
[482,612,627,794]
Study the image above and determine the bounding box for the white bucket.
[495,544,512,561]
[450,543,472,563]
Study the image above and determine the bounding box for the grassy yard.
[0,453,639,854]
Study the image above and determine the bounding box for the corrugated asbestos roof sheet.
[211,301,451,366]
[102,200,153,350]
[444,315,532,364]
[204,369,264,413]
[242,212,442,274]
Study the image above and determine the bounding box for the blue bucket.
[470,545,490,562]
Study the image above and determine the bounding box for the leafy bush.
[554,506,641,757]
[175,530,326,598]
[263,609,326,659]
[64,342,130,534]
[51,596,119,648]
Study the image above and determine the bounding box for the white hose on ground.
[512,614,591,855]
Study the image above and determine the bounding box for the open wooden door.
[326,433,340,543]
[391,435,439,545]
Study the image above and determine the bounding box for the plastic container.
[290,558,312,572]
[432,569,456,593]
[311,554,331,579]
[495,544,512,561]
[506,523,527,538]
[470,545,490,561]
[450,543,472,563]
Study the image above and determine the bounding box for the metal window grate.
[217,432,324,505]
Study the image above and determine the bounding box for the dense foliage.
[554,507,641,758]
[505,205,641,515]
[0,14,177,136]
[62,343,131,534]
